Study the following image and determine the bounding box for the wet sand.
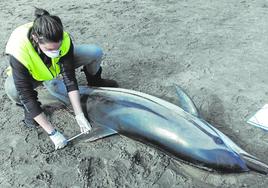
[1,0,268,187]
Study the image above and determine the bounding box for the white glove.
[49,130,67,150]
[75,112,92,133]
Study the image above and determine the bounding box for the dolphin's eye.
[214,137,224,145]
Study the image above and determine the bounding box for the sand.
[1,0,268,187]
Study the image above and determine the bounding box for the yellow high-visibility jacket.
[5,22,71,81]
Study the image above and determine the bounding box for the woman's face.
[32,34,62,58]
[38,41,62,58]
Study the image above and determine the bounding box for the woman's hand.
[49,130,68,149]
[75,112,92,133]
[34,112,68,149]
[68,90,92,133]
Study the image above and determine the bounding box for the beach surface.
[1,0,268,187]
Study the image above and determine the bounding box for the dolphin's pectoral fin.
[84,125,118,142]
[174,84,200,117]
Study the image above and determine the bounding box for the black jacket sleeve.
[60,40,78,92]
[10,56,43,118]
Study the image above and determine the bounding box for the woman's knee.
[74,44,103,62]
[90,45,103,60]
[4,76,20,103]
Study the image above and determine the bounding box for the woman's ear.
[32,34,38,43]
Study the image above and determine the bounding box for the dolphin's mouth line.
[188,119,224,144]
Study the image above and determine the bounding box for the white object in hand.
[67,132,85,142]
[75,112,92,133]
[49,130,68,150]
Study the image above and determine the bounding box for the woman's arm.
[60,40,91,133]
[11,55,54,134]
[34,112,55,133]
[10,55,67,149]
[68,90,83,115]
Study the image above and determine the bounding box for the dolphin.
[44,79,268,174]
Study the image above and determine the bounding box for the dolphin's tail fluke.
[241,154,268,175]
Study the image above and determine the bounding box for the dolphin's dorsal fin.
[174,84,200,117]
[84,123,118,142]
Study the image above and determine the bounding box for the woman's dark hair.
[31,7,63,43]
